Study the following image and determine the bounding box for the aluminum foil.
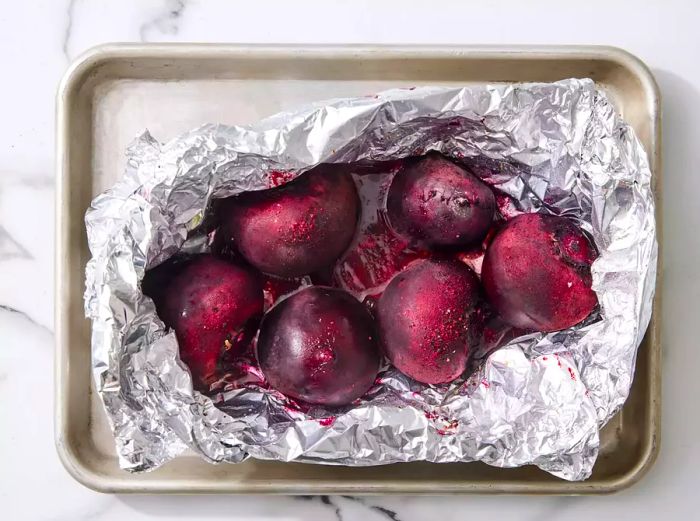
[84,79,657,480]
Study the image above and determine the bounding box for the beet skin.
[149,254,264,392]
[257,286,380,406]
[376,259,484,384]
[481,213,598,332]
[387,154,495,249]
[217,166,360,278]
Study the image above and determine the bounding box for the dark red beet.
[217,166,359,278]
[149,254,264,392]
[142,254,194,305]
[481,213,598,332]
[376,259,484,384]
[387,155,496,249]
[257,286,380,406]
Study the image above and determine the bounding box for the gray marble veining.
[140,0,188,41]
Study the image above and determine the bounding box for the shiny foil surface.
[84,79,657,480]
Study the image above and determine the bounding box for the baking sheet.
[55,44,661,494]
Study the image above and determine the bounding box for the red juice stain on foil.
[335,217,427,299]
[317,417,336,427]
[436,419,459,436]
[568,367,577,381]
[481,379,490,388]
[333,164,429,301]
[425,411,459,436]
[495,193,523,220]
[268,170,295,188]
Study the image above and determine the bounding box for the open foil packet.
[84,79,657,480]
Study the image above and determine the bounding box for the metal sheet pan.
[55,44,661,494]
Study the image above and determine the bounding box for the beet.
[217,166,359,278]
[386,154,495,249]
[376,259,484,384]
[257,286,380,406]
[481,213,598,332]
[147,254,264,392]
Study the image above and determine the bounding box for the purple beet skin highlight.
[376,259,485,384]
[256,286,381,406]
[217,166,360,278]
[146,254,264,391]
[481,213,598,332]
[387,154,496,249]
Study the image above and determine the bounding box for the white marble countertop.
[1,0,696,519]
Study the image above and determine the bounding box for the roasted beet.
[257,286,380,406]
[147,254,264,392]
[142,254,194,305]
[386,155,496,249]
[217,167,360,278]
[481,213,598,332]
[376,259,484,384]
